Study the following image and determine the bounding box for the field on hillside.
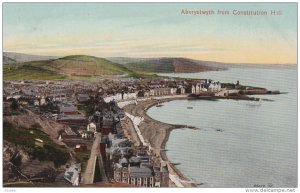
[3,55,135,80]
[116,57,225,73]
[4,61,66,80]
[3,55,225,80]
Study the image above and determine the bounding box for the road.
[83,133,105,184]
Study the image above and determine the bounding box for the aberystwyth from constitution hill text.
[181,9,282,16]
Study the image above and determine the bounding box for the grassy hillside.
[116,57,225,73]
[3,54,226,80]
[4,55,137,80]
[4,61,66,80]
[3,122,70,167]
[3,56,17,64]
[51,55,133,76]
[125,58,175,73]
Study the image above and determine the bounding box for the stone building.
[113,157,169,187]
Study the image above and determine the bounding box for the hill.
[3,55,17,64]
[3,104,72,186]
[4,54,230,81]
[50,55,133,76]
[107,57,227,73]
[107,57,297,71]
[4,55,136,80]
[3,52,60,64]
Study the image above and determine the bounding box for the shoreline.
[120,96,198,187]
[119,93,273,187]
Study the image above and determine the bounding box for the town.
[3,77,274,187]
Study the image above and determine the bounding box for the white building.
[208,81,221,92]
[170,88,177,95]
[87,122,96,132]
[40,97,46,106]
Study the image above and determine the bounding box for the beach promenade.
[116,95,196,187]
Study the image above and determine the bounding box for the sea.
[147,67,297,188]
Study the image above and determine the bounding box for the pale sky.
[3,3,297,64]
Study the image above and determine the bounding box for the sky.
[3,3,297,64]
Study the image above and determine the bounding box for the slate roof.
[64,163,81,183]
[129,166,154,178]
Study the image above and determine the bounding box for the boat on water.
[187,107,193,109]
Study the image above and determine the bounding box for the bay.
[147,67,297,187]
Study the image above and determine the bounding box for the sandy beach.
[121,96,199,187]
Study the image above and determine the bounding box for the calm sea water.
[147,67,297,188]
